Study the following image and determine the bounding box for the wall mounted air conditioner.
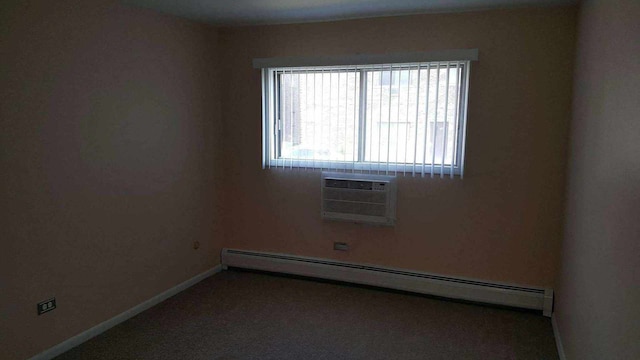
[321,172,397,226]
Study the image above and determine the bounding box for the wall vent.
[321,172,397,226]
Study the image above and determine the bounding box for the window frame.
[261,61,472,177]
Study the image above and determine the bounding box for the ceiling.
[124,0,578,26]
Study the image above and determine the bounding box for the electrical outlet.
[37,298,56,315]
[333,242,349,251]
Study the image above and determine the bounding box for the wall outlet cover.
[333,242,349,251]
[37,298,56,315]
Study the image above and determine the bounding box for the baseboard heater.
[221,249,553,317]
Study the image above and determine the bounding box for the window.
[259,53,474,178]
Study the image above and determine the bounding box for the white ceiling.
[124,0,578,26]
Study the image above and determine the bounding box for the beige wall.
[555,0,640,359]
[1,2,597,359]
[218,7,577,288]
[0,1,222,359]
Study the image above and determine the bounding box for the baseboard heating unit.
[221,249,553,317]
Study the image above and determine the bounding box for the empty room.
[1,0,638,359]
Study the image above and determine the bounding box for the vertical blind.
[261,58,472,178]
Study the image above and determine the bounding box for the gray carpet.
[55,270,559,360]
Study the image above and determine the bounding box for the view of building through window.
[273,63,466,171]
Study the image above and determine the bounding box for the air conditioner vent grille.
[321,172,397,225]
[323,188,387,203]
[325,179,387,191]
[323,200,387,217]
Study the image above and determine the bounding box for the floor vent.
[221,249,553,316]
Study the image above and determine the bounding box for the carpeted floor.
[55,270,559,360]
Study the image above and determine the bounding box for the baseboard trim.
[28,265,223,360]
[222,248,552,315]
[552,313,567,360]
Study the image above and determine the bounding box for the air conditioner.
[321,172,397,226]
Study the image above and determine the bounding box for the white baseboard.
[221,248,553,315]
[552,313,567,360]
[28,265,223,360]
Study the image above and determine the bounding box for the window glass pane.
[363,65,461,166]
[278,70,360,162]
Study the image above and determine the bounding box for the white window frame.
[257,50,477,178]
